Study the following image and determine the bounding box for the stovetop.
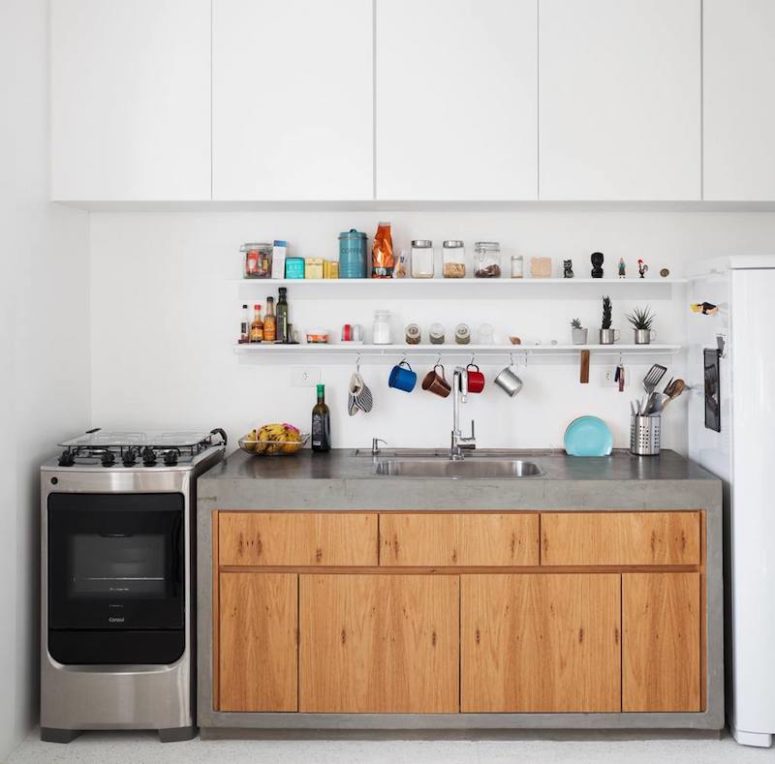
[53,428,227,469]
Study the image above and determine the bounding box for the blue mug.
[388,361,417,392]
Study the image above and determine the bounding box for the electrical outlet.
[291,367,321,387]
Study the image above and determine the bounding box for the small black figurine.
[590,252,604,279]
[638,259,648,279]
[563,259,574,278]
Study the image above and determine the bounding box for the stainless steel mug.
[599,328,620,345]
[494,366,523,397]
[634,329,656,345]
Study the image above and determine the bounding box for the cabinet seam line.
[700,0,704,200]
[209,0,213,200]
[372,0,377,200]
[536,0,540,200]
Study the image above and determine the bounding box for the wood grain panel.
[219,512,378,566]
[541,511,700,566]
[623,572,702,712]
[218,572,297,712]
[380,513,539,567]
[299,574,459,713]
[461,573,621,712]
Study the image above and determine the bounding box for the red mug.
[466,363,485,394]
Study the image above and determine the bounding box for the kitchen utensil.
[642,364,667,395]
[630,414,661,456]
[494,365,523,397]
[466,363,485,393]
[564,416,613,457]
[388,360,417,393]
[421,364,451,398]
[662,378,686,409]
[579,350,591,384]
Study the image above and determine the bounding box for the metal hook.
[470,354,476,367]
[509,352,515,368]
[435,354,442,368]
[355,353,361,373]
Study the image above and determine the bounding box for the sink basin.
[374,459,544,479]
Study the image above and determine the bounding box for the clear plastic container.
[474,241,502,278]
[442,240,466,278]
[372,310,392,345]
[411,240,434,278]
[241,242,272,279]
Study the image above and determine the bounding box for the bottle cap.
[316,384,325,396]
[242,304,248,308]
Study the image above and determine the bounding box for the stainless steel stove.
[40,428,226,743]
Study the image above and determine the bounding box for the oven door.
[48,492,185,665]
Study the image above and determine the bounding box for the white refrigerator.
[688,255,775,747]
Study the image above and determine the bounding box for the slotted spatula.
[642,364,667,396]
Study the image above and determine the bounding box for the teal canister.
[338,229,367,279]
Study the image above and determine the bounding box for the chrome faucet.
[450,367,476,460]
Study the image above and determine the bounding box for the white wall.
[0,0,91,756]
[90,209,775,455]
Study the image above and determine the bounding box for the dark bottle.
[311,383,331,452]
[276,287,289,343]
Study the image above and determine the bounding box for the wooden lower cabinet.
[218,572,298,712]
[622,572,702,712]
[299,574,459,713]
[461,573,621,712]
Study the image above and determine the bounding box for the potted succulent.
[599,296,618,344]
[570,318,588,345]
[626,306,656,345]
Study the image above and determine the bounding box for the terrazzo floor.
[6,730,775,764]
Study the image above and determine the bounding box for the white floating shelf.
[234,343,682,363]
[233,277,685,300]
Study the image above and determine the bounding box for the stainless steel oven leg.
[158,726,196,743]
[41,727,81,743]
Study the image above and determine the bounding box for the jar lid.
[411,239,432,247]
[240,242,273,250]
[339,229,367,239]
[474,241,500,250]
[443,240,464,248]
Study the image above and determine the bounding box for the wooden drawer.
[380,513,539,567]
[541,511,701,567]
[218,512,378,566]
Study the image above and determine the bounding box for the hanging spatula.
[642,364,667,396]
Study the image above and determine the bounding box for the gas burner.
[54,428,227,468]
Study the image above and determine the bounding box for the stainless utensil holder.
[630,414,661,456]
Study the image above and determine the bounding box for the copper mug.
[422,363,451,398]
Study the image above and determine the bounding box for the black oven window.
[70,533,167,598]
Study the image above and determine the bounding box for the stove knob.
[142,447,157,467]
[163,450,179,467]
[122,448,137,467]
[101,451,116,468]
[58,449,75,467]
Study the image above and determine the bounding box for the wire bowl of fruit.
[239,423,309,456]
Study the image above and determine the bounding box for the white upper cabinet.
[539,0,701,201]
[704,0,775,201]
[50,0,211,201]
[212,0,373,201]
[376,0,538,201]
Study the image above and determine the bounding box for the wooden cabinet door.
[299,575,459,713]
[623,572,702,712]
[51,0,211,201]
[704,0,775,200]
[213,0,373,200]
[461,574,621,712]
[218,573,297,712]
[539,0,700,200]
[376,0,537,200]
[380,513,539,567]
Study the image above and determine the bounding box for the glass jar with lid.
[411,240,434,279]
[241,242,273,279]
[442,240,466,278]
[372,310,392,345]
[474,242,502,278]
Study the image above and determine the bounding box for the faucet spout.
[450,367,476,460]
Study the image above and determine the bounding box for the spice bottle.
[276,287,289,343]
[249,304,263,343]
[239,304,250,344]
[263,297,276,342]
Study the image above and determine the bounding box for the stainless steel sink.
[374,459,544,479]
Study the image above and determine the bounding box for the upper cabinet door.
[704,0,775,201]
[539,0,701,201]
[376,0,538,201]
[212,0,373,201]
[50,0,211,201]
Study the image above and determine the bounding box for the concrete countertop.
[198,448,721,511]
